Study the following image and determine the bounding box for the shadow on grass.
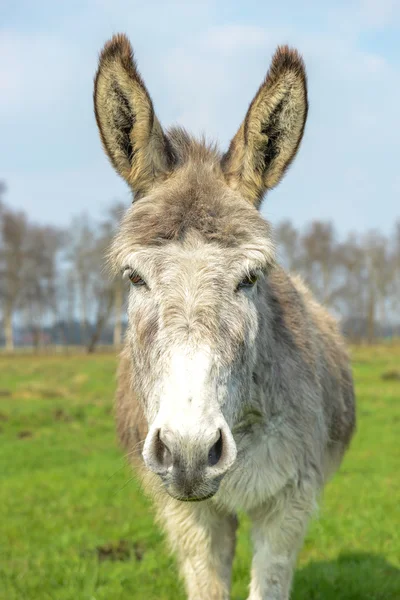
[292,552,400,600]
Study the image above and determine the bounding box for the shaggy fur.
[94,34,356,600]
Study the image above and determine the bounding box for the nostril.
[154,430,172,469]
[208,429,223,467]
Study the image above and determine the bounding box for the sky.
[1,0,400,234]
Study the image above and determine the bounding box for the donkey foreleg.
[157,498,237,600]
[247,493,315,600]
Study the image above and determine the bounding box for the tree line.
[1,182,399,351]
[0,183,125,352]
[276,219,400,341]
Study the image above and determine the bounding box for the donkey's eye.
[237,272,258,290]
[128,271,146,287]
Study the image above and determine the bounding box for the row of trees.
[1,181,399,351]
[0,183,125,352]
[275,220,400,341]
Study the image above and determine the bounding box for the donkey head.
[94,34,308,501]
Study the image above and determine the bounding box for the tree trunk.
[379,297,386,337]
[80,312,87,346]
[4,307,14,351]
[66,273,75,348]
[32,326,40,353]
[87,291,114,354]
[321,265,331,305]
[113,282,124,349]
[79,280,88,346]
[367,288,376,344]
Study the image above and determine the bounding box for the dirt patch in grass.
[133,542,146,561]
[17,430,33,439]
[71,373,89,385]
[0,389,12,398]
[381,370,400,381]
[53,408,73,422]
[18,384,69,400]
[0,412,9,422]
[96,540,145,562]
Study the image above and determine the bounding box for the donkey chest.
[212,421,298,512]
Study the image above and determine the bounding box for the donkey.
[94,34,356,600]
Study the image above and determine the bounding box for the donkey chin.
[142,415,238,502]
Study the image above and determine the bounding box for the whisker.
[106,462,129,482]
[114,476,136,496]
[124,439,146,458]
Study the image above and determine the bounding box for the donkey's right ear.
[94,34,174,196]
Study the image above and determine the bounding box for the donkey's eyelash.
[122,267,142,280]
[239,266,265,279]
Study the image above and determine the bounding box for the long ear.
[94,34,174,196]
[221,46,308,208]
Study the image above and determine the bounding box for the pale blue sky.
[1,0,399,232]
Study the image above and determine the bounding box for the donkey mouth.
[167,490,217,503]
[162,474,221,503]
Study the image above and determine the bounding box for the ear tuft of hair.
[96,34,143,87]
[99,33,132,61]
[268,45,307,82]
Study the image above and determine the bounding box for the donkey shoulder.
[268,267,356,452]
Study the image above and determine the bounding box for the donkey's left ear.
[221,46,308,208]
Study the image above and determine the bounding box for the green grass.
[0,346,399,599]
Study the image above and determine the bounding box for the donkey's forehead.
[112,164,274,268]
[121,230,273,276]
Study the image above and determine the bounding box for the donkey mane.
[167,127,222,166]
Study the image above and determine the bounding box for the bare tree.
[274,219,301,271]
[390,220,400,321]
[105,202,126,349]
[63,268,77,346]
[362,230,392,343]
[22,224,64,350]
[299,221,341,305]
[0,198,28,351]
[84,201,127,353]
[67,214,97,345]
[0,181,6,209]
[335,233,368,340]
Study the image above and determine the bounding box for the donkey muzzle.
[142,419,237,501]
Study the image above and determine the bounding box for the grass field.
[0,346,399,599]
